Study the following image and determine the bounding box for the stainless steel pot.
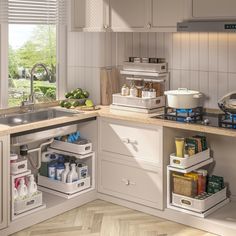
[164,88,203,109]
[218,92,236,114]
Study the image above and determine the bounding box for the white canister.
[142,89,149,98]
[121,84,130,96]
[130,85,138,97]
[148,89,156,98]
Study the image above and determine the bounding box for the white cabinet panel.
[98,158,163,209]
[193,0,236,18]
[99,118,163,166]
[151,0,186,30]
[70,0,109,31]
[110,0,149,31]
[0,135,9,230]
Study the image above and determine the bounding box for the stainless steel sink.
[0,108,82,126]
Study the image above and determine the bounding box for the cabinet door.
[151,0,186,31]
[110,0,150,32]
[70,0,109,31]
[0,135,9,230]
[193,0,236,18]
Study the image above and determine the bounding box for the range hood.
[177,21,236,32]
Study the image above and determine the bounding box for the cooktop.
[151,107,236,129]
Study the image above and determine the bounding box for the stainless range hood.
[177,21,236,32]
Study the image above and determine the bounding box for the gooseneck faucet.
[29,63,49,103]
[21,63,49,112]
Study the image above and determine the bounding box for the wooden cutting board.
[100,68,120,105]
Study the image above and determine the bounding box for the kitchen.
[1,0,236,236]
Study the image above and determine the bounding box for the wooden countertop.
[0,106,235,138]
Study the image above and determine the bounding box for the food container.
[172,188,227,213]
[172,173,197,197]
[164,88,203,109]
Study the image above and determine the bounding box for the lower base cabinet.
[98,157,163,210]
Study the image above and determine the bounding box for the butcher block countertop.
[0,106,235,138]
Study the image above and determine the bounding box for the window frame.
[0,20,67,108]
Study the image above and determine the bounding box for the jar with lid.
[129,82,138,97]
[196,169,208,195]
[121,84,130,96]
[10,153,28,175]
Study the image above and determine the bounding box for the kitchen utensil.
[218,91,236,114]
[164,88,203,109]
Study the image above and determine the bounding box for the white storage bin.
[172,188,227,213]
[11,159,28,175]
[14,191,43,215]
[38,175,91,195]
[50,140,92,155]
[170,149,210,169]
[112,94,165,109]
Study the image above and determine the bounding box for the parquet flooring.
[11,200,216,236]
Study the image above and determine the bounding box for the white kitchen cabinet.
[99,118,163,166]
[98,117,163,209]
[0,135,9,230]
[109,0,150,32]
[70,0,110,31]
[192,0,236,18]
[150,0,187,31]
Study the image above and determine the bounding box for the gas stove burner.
[164,107,203,123]
[219,113,236,129]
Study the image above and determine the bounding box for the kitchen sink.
[0,108,82,126]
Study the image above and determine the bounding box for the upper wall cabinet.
[109,0,149,32]
[150,0,187,31]
[192,0,236,19]
[70,0,110,31]
[70,0,187,32]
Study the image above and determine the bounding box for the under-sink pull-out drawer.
[98,159,163,209]
[99,118,163,165]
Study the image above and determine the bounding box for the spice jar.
[130,82,138,97]
[175,137,185,158]
[121,84,130,96]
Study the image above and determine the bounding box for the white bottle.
[17,178,28,199]
[13,187,18,200]
[27,174,37,196]
[121,84,130,96]
[67,163,78,183]
[130,83,138,97]
[61,162,70,183]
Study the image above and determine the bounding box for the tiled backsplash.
[67,32,236,108]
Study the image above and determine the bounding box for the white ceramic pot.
[164,88,203,109]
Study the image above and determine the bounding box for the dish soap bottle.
[27,174,37,196]
[67,163,78,183]
[61,162,70,183]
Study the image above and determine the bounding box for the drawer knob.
[121,138,137,145]
[122,178,136,186]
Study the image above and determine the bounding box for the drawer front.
[98,159,163,209]
[99,118,162,165]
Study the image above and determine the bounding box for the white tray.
[170,149,210,169]
[38,175,91,195]
[112,94,165,109]
[14,191,43,215]
[172,188,227,213]
[123,62,167,73]
[50,140,92,155]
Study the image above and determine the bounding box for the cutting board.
[100,68,120,105]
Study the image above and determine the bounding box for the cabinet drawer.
[99,118,162,165]
[98,159,163,209]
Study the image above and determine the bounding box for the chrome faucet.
[21,63,49,112]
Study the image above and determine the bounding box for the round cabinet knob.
[104,25,109,29]
[147,23,151,29]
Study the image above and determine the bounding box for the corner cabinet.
[0,135,10,230]
[192,0,236,19]
[70,0,188,32]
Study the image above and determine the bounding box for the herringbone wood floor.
[11,200,216,236]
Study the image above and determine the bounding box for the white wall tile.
[172,33,181,70]
[180,33,190,70]
[189,33,199,71]
[228,33,236,73]
[199,33,209,71]
[218,33,228,73]
[209,33,218,72]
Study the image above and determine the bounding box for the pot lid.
[164,88,200,95]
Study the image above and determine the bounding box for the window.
[0,0,67,108]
